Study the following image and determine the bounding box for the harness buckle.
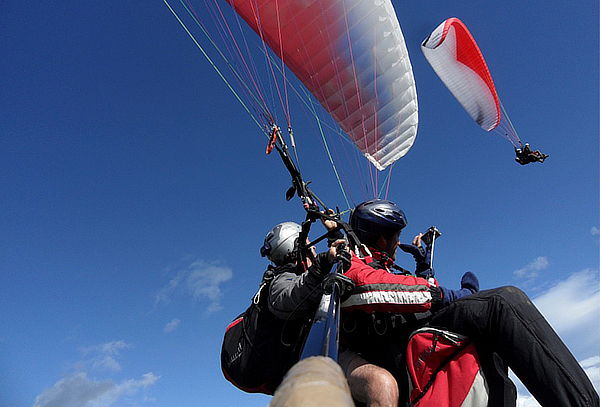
[372,314,388,335]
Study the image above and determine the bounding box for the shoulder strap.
[251,267,277,307]
[252,281,269,306]
[391,264,413,275]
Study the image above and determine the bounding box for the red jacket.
[341,252,441,313]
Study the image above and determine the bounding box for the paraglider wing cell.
[225,0,418,170]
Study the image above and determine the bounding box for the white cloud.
[186,261,233,312]
[512,270,600,404]
[32,372,159,407]
[514,355,600,406]
[516,394,541,407]
[533,269,600,349]
[156,260,233,313]
[92,357,121,372]
[580,356,600,391]
[513,256,549,280]
[591,226,600,236]
[163,318,180,333]
[34,340,159,407]
[79,341,131,372]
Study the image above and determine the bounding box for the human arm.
[399,233,433,278]
[267,252,337,319]
[438,272,479,306]
[321,209,344,246]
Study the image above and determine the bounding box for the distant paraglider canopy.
[421,17,548,165]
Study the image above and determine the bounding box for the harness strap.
[253,282,268,305]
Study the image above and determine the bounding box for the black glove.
[335,249,352,273]
[327,228,344,247]
[310,252,336,278]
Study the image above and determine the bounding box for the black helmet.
[350,199,407,245]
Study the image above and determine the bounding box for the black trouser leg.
[478,350,517,407]
[428,286,599,407]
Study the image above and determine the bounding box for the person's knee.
[494,286,529,304]
[367,367,398,396]
[374,370,399,404]
[353,365,398,407]
[340,351,399,407]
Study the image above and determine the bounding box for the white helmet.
[260,222,301,266]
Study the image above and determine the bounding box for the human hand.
[399,240,432,278]
[412,233,424,247]
[321,209,339,232]
[327,239,349,263]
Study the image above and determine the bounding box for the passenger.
[339,199,598,407]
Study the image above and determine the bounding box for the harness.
[363,250,413,276]
[341,252,432,337]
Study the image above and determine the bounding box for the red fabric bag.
[406,327,489,407]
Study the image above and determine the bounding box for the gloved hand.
[399,243,433,278]
[440,272,479,306]
[321,239,350,274]
[335,249,352,273]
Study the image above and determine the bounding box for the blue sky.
[1,1,598,406]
